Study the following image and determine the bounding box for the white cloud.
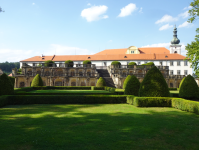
[178,21,193,28]
[81,5,108,22]
[139,7,143,13]
[179,10,189,18]
[142,43,187,56]
[108,40,113,43]
[183,6,192,10]
[155,15,178,24]
[87,3,91,6]
[159,24,173,31]
[118,3,137,17]
[32,3,35,5]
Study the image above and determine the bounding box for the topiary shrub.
[31,74,43,87]
[142,62,155,66]
[128,62,137,65]
[178,77,186,91]
[44,60,54,67]
[139,66,170,97]
[123,75,131,89]
[179,75,199,99]
[111,61,121,65]
[8,77,15,89]
[83,60,91,64]
[65,60,73,67]
[96,77,106,87]
[124,75,140,95]
[0,73,14,95]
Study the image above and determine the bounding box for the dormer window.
[88,57,91,59]
[131,51,134,54]
[124,56,127,58]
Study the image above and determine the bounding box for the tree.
[0,73,14,95]
[44,60,54,67]
[96,77,106,87]
[31,74,43,87]
[185,0,199,76]
[124,75,140,96]
[65,60,73,67]
[123,75,131,89]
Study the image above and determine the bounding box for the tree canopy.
[185,0,199,75]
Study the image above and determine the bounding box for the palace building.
[12,26,192,88]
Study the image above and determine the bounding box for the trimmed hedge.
[169,88,178,91]
[139,66,170,97]
[104,86,116,93]
[31,74,43,87]
[8,77,15,88]
[127,96,172,107]
[0,95,8,107]
[179,77,186,91]
[83,60,91,64]
[128,62,137,65]
[124,75,140,96]
[65,60,73,67]
[123,75,131,89]
[172,98,199,114]
[96,77,106,87]
[0,73,14,95]
[44,60,55,67]
[111,61,121,65]
[142,62,155,66]
[91,86,104,90]
[0,95,127,107]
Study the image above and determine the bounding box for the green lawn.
[1,104,199,150]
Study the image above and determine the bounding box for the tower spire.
[171,25,180,44]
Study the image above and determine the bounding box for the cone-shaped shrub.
[65,60,73,67]
[124,75,140,95]
[31,74,43,87]
[178,77,185,91]
[179,75,198,99]
[123,75,131,89]
[0,73,14,95]
[96,77,106,87]
[139,66,170,97]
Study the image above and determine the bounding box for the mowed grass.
[1,104,199,150]
[27,90,111,94]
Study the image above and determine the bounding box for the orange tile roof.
[8,73,12,76]
[21,56,54,62]
[21,53,186,62]
[94,48,128,55]
[138,47,170,54]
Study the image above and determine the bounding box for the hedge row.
[91,86,104,90]
[104,86,116,93]
[127,96,172,107]
[0,95,127,107]
[172,98,199,114]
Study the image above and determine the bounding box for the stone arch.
[54,79,63,86]
[170,82,173,88]
[36,69,41,76]
[70,70,75,76]
[81,82,86,86]
[90,81,95,86]
[19,82,25,88]
[87,70,91,76]
[27,69,32,76]
[71,82,76,86]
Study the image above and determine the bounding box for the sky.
[0,0,198,62]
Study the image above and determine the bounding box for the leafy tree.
[44,60,54,67]
[185,0,199,76]
[31,74,43,87]
[124,75,140,96]
[0,61,20,74]
[96,77,106,87]
[65,60,74,67]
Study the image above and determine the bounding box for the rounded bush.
[124,75,140,96]
[123,75,131,89]
[179,75,198,99]
[31,74,43,87]
[44,60,54,67]
[111,61,121,65]
[83,60,91,64]
[139,66,170,97]
[0,73,14,95]
[65,60,73,67]
[142,62,155,66]
[96,77,106,87]
[128,62,137,65]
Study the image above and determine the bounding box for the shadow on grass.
[0,104,199,150]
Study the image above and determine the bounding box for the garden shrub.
[44,60,54,67]
[127,96,172,107]
[83,60,91,64]
[172,98,199,114]
[139,66,170,97]
[169,88,178,91]
[65,60,73,67]
[179,75,199,99]
[91,86,104,90]
[128,62,137,65]
[124,75,140,96]
[178,77,186,91]
[96,77,106,87]
[8,77,15,88]
[104,86,116,93]
[0,95,8,107]
[0,73,14,95]
[142,62,155,66]
[123,75,131,89]
[111,61,121,65]
[31,74,43,87]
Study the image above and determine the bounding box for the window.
[127,62,130,65]
[184,61,188,66]
[170,83,173,88]
[131,51,134,54]
[160,61,163,66]
[170,61,173,66]
[170,70,173,75]
[177,61,181,66]
[177,70,181,75]
[184,70,188,75]
[138,62,141,65]
[144,61,147,64]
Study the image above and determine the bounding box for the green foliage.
[65,60,74,67]
[124,75,140,96]
[172,98,199,115]
[111,61,121,65]
[91,86,104,90]
[96,77,106,87]
[169,88,178,91]
[139,66,170,97]
[31,74,43,87]
[123,75,131,89]
[0,61,20,74]
[44,60,54,67]
[142,62,155,66]
[128,62,137,65]
[179,75,198,99]
[0,73,14,95]
[0,95,8,107]
[179,77,186,91]
[186,0,199,76]
[104,86,116,93]
[127,96,172,107]
[8,77,15,88]
[83,60,91,64]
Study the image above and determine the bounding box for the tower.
[170,25,181,54]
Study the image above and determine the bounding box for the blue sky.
[0,0,198,62]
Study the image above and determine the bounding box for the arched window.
[90,82,95,86]
[71,71,75,77]
[170,83,173,88]
[79,71,83,76]
[71,82,76,86]
[45,71,50,76]
[55,81,62,86]
[81,82,86,86]
[36,70,41,75]
[20,82,25,87]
